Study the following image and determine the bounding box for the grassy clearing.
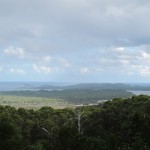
[0,94,73,109]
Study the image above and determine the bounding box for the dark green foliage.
[0,89,134,104]
[0,95,150,150]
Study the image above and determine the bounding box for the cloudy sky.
[1,0,150,82]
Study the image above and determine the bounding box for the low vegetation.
[0,95,150,150]
[0,89,134,106]
[0,95,71,109]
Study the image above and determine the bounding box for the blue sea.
[129,90,150,96]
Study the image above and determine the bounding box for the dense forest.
[0,89,134,104]
[0,95,150,150]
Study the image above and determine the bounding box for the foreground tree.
[0,95,150,149]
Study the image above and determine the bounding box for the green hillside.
[0,89,134,104]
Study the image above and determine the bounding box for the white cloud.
[4,46,25,59]
[80,67,89,74]
[42,56,52,63]
[1,1,150,82]
[1,0,150,53]
[120,59,130,65]
[33,64,52,73]
[33,64,63,74]
[0,66,3,72]
[115,47,125,52]
[141,51,150,60]
[139,67,150,76]
[9,67,25,74]
[57,57,72,67]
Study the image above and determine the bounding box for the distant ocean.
[0,82,74,91]
[129,90,150,96]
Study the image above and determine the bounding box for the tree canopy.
[0,95,150,150]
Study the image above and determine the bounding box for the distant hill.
[1,83,150,104]
[64,83,132,90]
[0,89,134,104]
[31,83,150,91]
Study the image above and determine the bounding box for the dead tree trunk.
[74,110,84,135]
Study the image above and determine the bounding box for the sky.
[1,0,150,82]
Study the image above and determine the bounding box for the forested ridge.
[0,95,150,150]
[0,89,133,104]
